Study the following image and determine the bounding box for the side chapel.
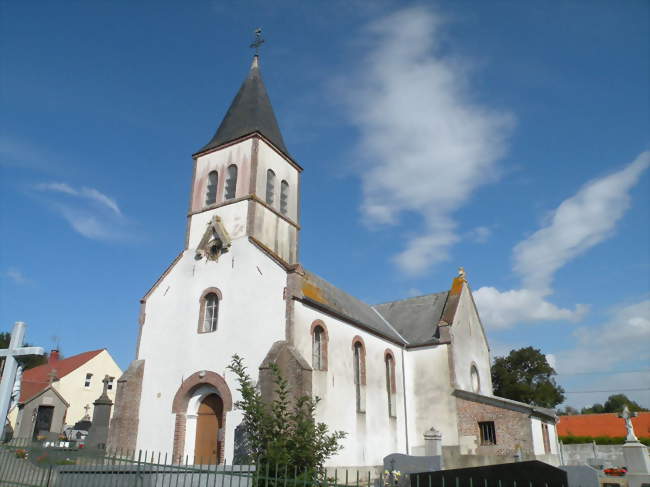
[108,55,559,467]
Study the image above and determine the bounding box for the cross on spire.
[249,28,265,56]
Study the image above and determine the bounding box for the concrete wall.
[559,442,641,468]
[135,237,289,462]
[403,346,459,455]
[292,301,406,467]
[450,286,493,395]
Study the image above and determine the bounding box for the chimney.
[49,350,60,363]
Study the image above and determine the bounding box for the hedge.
[560,435,650,446]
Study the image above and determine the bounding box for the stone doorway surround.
[171,371,232,463]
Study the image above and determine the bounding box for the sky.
[1,0,648,410]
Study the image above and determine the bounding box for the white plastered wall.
[531,417,559,455]
[135,239,288,461]
[450,285,493,395]
[191,140,253,213]
[403,346,459,455]
[254,141,299,222]
[293,302,406,467]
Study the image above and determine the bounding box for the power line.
[557,369,650,376]
[564,387,650,394]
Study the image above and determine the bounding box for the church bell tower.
[186,55,301,265]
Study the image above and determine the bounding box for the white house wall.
[255,141,299,222]
[450,285,493,395]
[292,301,406,467]
[187,202,249,249]
[136,239,288,461]
[403,346,459,455]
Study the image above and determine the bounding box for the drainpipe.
[400,347,409,454]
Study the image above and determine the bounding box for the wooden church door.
[194,394,224,464]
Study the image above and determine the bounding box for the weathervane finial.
[249,28,265,56]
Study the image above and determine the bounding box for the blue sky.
[1,1,648,410]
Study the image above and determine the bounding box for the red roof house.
[558,412,650,439]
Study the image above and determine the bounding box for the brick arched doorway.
[172,371,232,464]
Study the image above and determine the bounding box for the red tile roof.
[558,412,650,438]
[19,349,104,403]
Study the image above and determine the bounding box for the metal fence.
[0,441,569,487]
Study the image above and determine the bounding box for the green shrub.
[560,435,650,446]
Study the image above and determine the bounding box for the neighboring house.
[107,54,560,468]
[558,413,650,439]
[9,349,122,439]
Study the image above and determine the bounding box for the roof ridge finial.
[249,27,265,58]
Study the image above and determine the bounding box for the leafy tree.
[491,347,565,408]
[227,354,346,476]
[557,405,580,416]
[0,332,48,371]
[581,394,649,414]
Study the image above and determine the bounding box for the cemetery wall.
[559,442,639,467]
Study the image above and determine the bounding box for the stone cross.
[0,322,44,429]
[102,375,112,394]
[618,405,638,442]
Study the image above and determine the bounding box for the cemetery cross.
[0,322,45,430]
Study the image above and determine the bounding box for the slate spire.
[197,55,289,156]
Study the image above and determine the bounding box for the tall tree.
[491,347,565,408]
[581,394,649,414]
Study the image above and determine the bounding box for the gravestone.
[383,454,441,487]
[561,466,599,487]
[619,406,650,487]
[85,375,114,450]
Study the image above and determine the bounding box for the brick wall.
[455,396,534,456]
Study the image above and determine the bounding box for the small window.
[479,421,497,445]
[107,378,114,391]
[353,341,365,413]
[266,169,275,205]
[385,354,396,417]
[280,180,289,215]
[312,326,324,370]
[205,171,218,205]
[84,373,93,388]
[470,365,480,393]
[203,293,219,332]
[542,423,551,454]
[225,165,238,200]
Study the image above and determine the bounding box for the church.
[107,54,560,468]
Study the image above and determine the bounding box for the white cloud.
[475,287,588,329]
[345,6,513,275]
[555,299,650,374]
[4,268,30,285]
[467,225,492,244]
[33,182,129,241]
[515,151,650,293]
[475,152,649,328]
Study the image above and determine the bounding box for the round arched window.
[470,365,480,393]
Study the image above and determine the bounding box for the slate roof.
[196,56,289,157]
[19,349,104,403]
[300,270,407,344]
[557,412,650,438]
[374,293,449,346]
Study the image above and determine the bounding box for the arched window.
[266,169,276,205]
[280,180,289,215]
[470,364,480,393]
[198,288,222,333]
[311,321,328,371]
[225,165,238,200]
[352,337,366,413]
[205,171,218,205]
[385,351,397,417]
